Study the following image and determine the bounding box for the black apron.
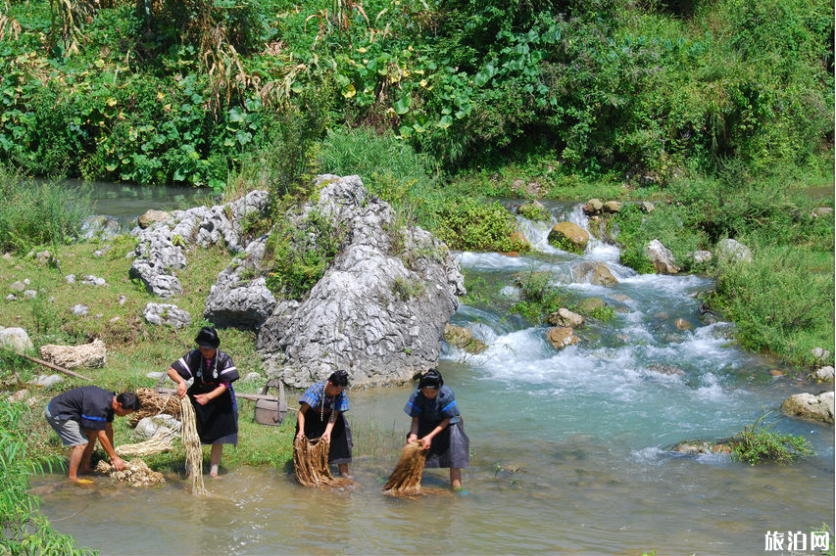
[296,407,352,464]
[188,382,238,445]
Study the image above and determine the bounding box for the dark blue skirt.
[418,418,469,469]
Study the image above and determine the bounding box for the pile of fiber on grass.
[129,388,181,427]
[95,459,165,487]
[293,437,353,488]
[383,440,427,497]
[115,429,176,457]
[180,396,208,497]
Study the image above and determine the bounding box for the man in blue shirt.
[44,386,140,483]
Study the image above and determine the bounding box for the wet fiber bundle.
[383,440,427,497]
[95,459,165,488]
[180,396,208,496]
[129,388,181,427]
[293,436,334,487]
[293,437,354,488]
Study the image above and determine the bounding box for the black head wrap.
[328,370,350,387]
[195,326,220,349]
[418,369,443,390]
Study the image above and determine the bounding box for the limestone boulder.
[573,261,618,286]
[547,308,584,328]
[81,215,122,241]
[688,250,713,264]
[138,210,172,229]
[443,324,487,354]
[811,366,834,382]
[144,303,192,329]
[715,238,753,265]
[129,190,271,299]
[582,199,603,215]
[0,327,33,353]
[602,201,623,213]
[647,239,680,274]
[257,175,464,388]
[204,237,277,330]
[670,440,731,455]
[547,326,579,350]
[781,392,834,424]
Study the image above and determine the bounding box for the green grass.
[710,242,835,368]
[0,168,93,255]
[0,234,293,473]
[0,400,96,555]
[729,412,815,465]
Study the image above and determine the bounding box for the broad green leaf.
[394,96,411,115]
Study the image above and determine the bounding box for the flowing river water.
[33,199,833,555]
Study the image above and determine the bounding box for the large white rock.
[0,327,33,353]
[257,175,464,388]
[781,391,834,424]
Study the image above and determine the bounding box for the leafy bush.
[510,271,566,324]
[730,412,814,465]
[264,209,343,299]
[517,202,550,222]
[434,198,524,252]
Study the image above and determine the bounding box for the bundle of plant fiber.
[129,388,181,427]
[383,440,427,497]
[95,459,165,487]
[293,436,333,487]
[115,429,176,457]
[292,436,354,488]
[180,396,208,496]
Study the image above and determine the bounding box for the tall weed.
[0,400,96,555]
[0,166,92,254]
[710,242,834,366]
[316,126,443,228]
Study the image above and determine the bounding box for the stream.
[33,199,834,555]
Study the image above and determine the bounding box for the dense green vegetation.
[1,0,832,185]
[730,412,815,465]
[0,400,95,555]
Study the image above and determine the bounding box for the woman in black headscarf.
[167,326,239,477]
[403,369,469,490]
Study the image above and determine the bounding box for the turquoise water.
[34,200,833,555]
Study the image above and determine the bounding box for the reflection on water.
[34,199,834,555]
[67,179,216,222]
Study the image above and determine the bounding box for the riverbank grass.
[0,400,95,555]
[730,413,815,466]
